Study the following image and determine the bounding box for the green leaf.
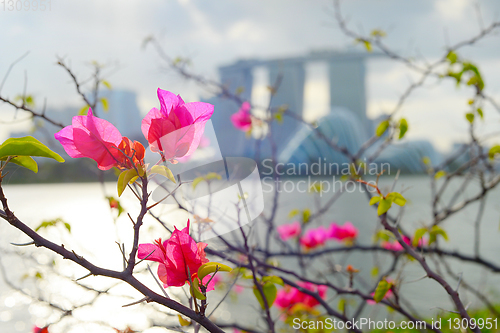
[355,38,373,52]
[262,275,284,286]
[79,105,90,115]
[373,229,392,242]
[274,112,283,124]
[253,283,277,310]
[35,220,57,232]
[387,192,406,206]
[412,228,428,247]
[192,176,204,189]
[447,71,463,85]
[26,95,34,106]
[373,279,392,303]
[462,62,481,78]
[429,225,448,245]
[101,80,112,90]
[376,120,390,137]
[398,118,408,139]
[197,262,232,281]
[377,198,392,216]
[467,75,484,92]
[338,298,346,312]
[446,51,458,64]
[369,196,381,206]
[1,156,38,173]
[14,95,35,108]
[192,172,221,189]
[466,113,475,123]
[477,108,483,119]
[434,170,447,179]
[363,40,373,52]
[150,165,176,183]
[370,29,386,38]
[288,209,300,218]
[0,136,64,162]
[190,278,206,300]
[35,218,69,233]
[235,86,245,95]
[178,314,191,327]
[302,209,311,223]
[117,169,139,197]
[100,97,109,112]
[489,145,500,159]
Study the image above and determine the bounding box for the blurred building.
[207,50,442,174]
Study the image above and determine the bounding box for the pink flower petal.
[328,221,358,241]
[136,220,211,289]
[300,226,328,249]
[54,109,123,170]
[231,102,252,131]
[277,221,301,241]
[157,89,184,115]
[141,89,214,161]
[137,243,165,263]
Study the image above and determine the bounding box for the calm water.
[0,176,499,332]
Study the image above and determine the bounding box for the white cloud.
[176,0,224,44]
[227,20,265,43]
[435,0,471,21]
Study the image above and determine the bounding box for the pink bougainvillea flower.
[275,286,296,309]
[300,226,328,249]
[382,235,426,252]
[234,284,245,294]
[327,221,358,241]
[277,221,301,241]
[141,88,214,162]
[54,109,144,170]
[138,220,210,289]
[231,101,252,132]
[381,240,404,251]
[275,282,327,311]
[33,326,49,333]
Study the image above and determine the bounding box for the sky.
[1,0,500,151]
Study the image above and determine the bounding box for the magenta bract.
[277,221,301,241]
[54,109,123,170]
[141,89,214,162]
[327,221,358,241]
[231,101,252,131]
[138,220,210,288]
